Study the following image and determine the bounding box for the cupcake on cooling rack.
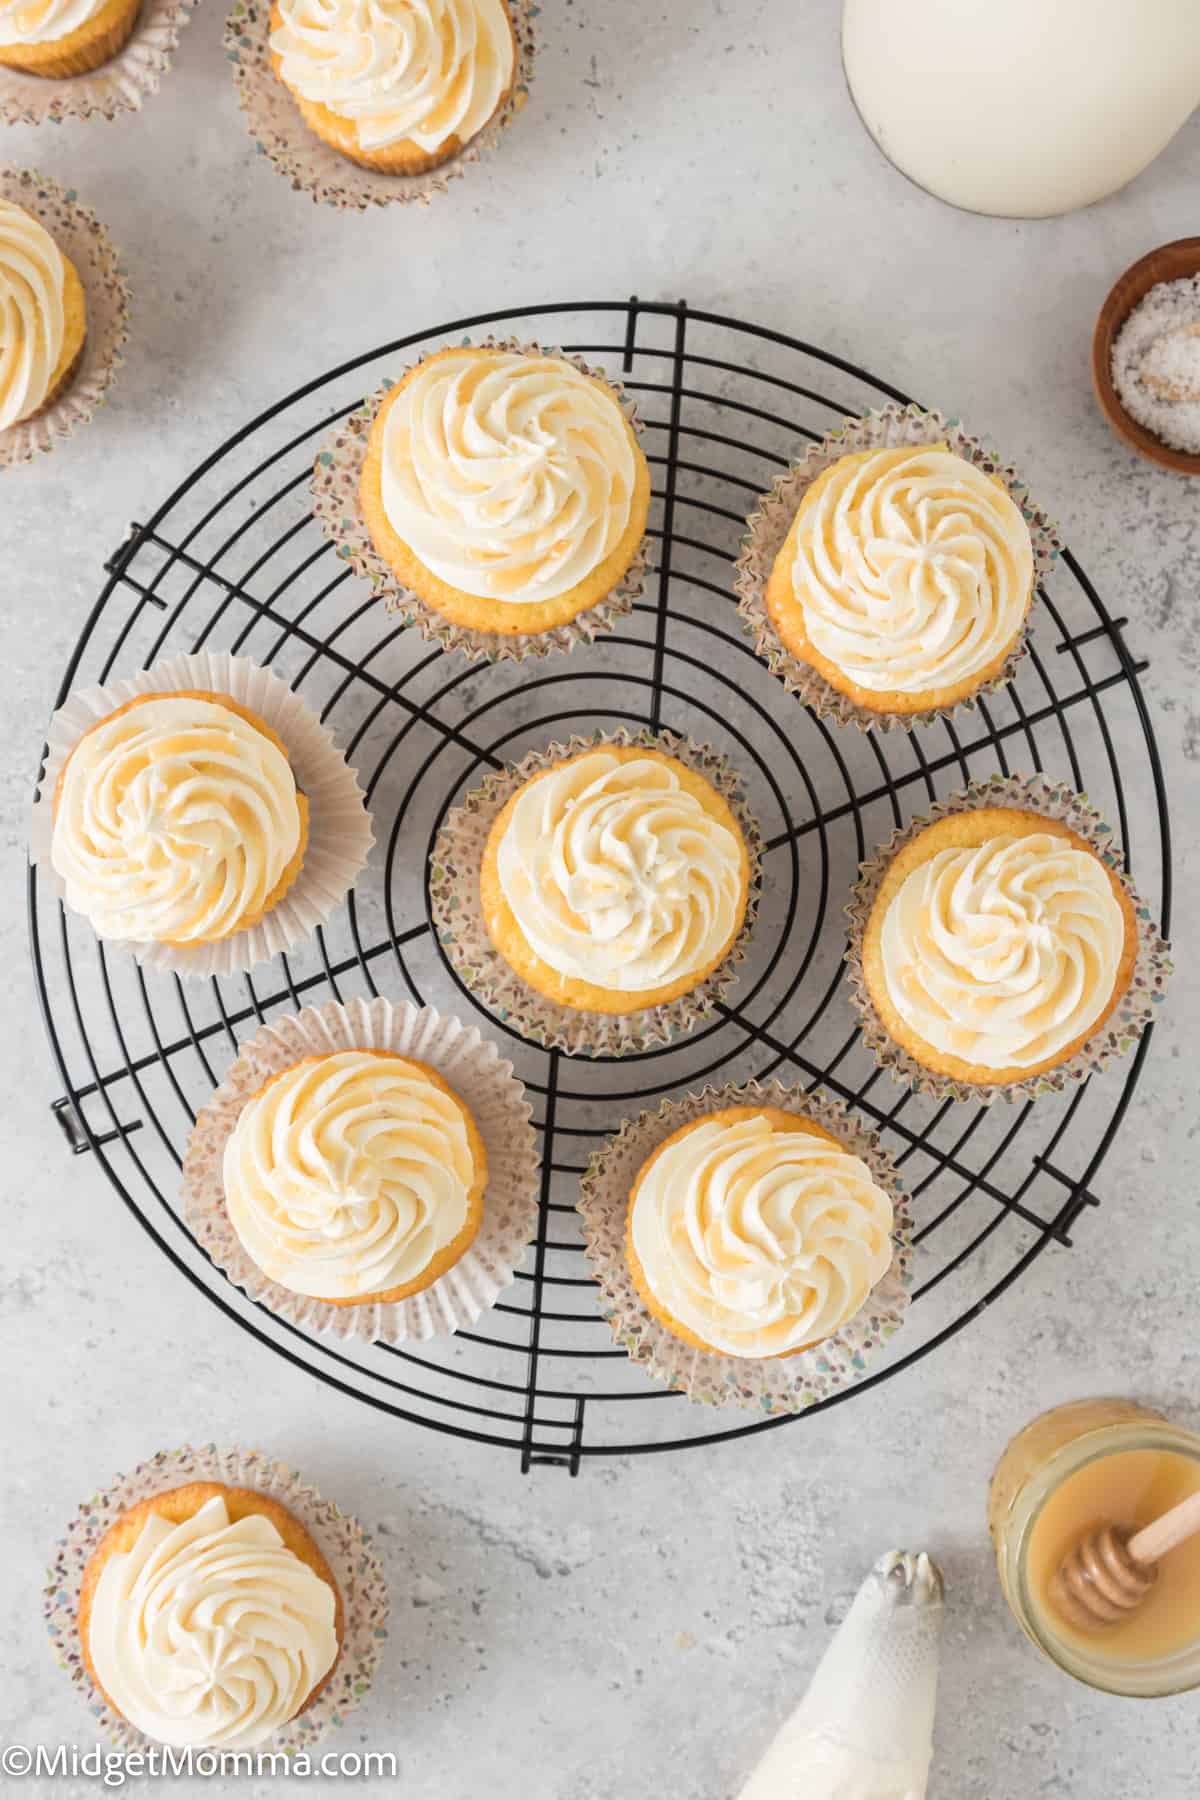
[859,803,1140,1088]
[736,406,1061,730]
[269,0,517,174]
[359,344,650,639]
[480,742,751,1017]
[50,692,309,948]
[80,1481,342,1749]
[763,443,1035,717]
[34,653,374,976]
[0,196,87,431]
[223,1050,488,1304]
[626,1104,896,1359]
[0,0,140,76]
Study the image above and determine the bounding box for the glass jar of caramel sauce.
[989,1399,1200,1695]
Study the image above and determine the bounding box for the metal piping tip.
[876,1549,945,1606]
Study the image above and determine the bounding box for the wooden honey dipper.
[1050,1489,1200,1633]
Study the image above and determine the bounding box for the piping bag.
[736,1551,944,1800]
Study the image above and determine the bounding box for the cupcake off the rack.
[48,1445,388,1754]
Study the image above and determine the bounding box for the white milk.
[842,0,1200,217]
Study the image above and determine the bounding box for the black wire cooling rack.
[29,298,1172,1473]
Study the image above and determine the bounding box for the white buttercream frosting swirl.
[87,1494,338,1750]
[789,445,1033,694]
[270,0,514,153]
[879,828,1126,1069]
[495,750,744,993]
[0,199,66,431]
[51,696,303,946]
[0,0,106,47]
[631,1114,895,1357]
[223,1052,479,1299]
[380,349,639,605]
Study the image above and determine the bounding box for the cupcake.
[0,0,140,76]
[479,743,750,1017]
[359,345,650,638]
[763,443,1034,717]
[626,1105,896,1358]
[222,1050,488,1304]
[50,691,308,948]
[861,806,1138,1086]
[269,0,516,175]
[0,197,87,432]
[79,1482,342,1749]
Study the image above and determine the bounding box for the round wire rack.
[30,298,1172,1473]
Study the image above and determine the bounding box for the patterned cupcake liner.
[226,0,535,210]
[45,1442,388,1754]
[733,402,1062,733]
[0,167,129,468]
[29,651,374,980]
[0,0,197,124]
[430,727,762,1058]
[311,336,648,664]
[578,1080,912,1413]
[181,995,541,1343]
[845,773,1172,1105]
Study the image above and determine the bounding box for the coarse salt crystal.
[1110,273,1200,456]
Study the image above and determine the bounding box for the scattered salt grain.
[1110,273,1200,455]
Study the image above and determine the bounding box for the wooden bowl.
[1092,237,1200,476]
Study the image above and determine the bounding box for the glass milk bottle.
[842,0,1200,217]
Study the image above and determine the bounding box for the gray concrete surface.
[3,3,1199,1795]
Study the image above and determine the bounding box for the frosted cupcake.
[0,198,87,431]
[79,1482,342,1749]
[0,0,140,75]
[360,345,650,638]
[480,744,750,1016]
[222,1050,488,1304]
[762,443,1035,717]
[861,806,1138,1086]
[50,692,308,948]
[269,0,516,174]
[626,1105,895,1358]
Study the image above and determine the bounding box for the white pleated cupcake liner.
[733,402,1063,732]
[181,996,541,1343]
[45,1442,387,1754]
[226,0,535,210]
[0,167,129,468]
[430,727,762,1058]
[0,0,197,125]
[311,335,648,663]
[578,1080,912,1413]
[845,773,1172,1105]
[30,651,374,979]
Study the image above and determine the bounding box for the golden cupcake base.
[313,338,648,664]
[47,1445,386,1757]
[182,996,540,1345]
[0,0,140,77]
[478,743,751,1017]
[846,774,1171,1105]
[227,0,536,211]
[358,347,652,638]
[267,0,517,176]
[229,1051,488,1307]
[736,402,1061,733]
[78,1480,345,1729]
[431,728,762,1058]
[625,1105,849,1359]
[579,1081,912,1413]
